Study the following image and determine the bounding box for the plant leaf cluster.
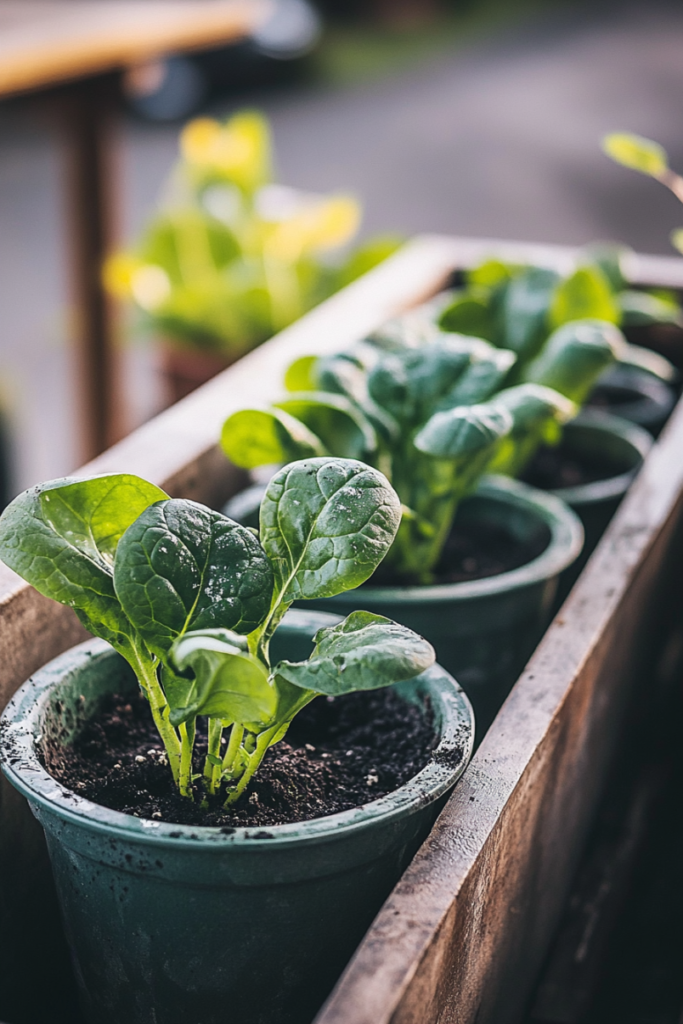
[103,110,402,356]
[221,325,588,581]
[0,461,435,805]
[433,244,679,382]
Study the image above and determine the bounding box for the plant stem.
[204,717,223,794]
[224,727,275,807]
[132,650,182,786]
[221,723,245,777]
[178,721,195,799]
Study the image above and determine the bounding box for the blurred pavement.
[2,0,683,490]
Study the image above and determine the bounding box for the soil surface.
[522,443,611,491]
[373,518,548,586]
[42,688,437,829]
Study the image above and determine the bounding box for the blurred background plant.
[104,109,400,402]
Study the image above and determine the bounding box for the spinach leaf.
[488,384,578,476]
[274,392,377,461]
[114,499,274,659]
[521,319,623,404]
[0,474,167,650]
[413,403,512,460]
[500,266,560,361]
[168,630,276,727]
[221,407,326,469]
[274,610,435,695]
[438,292,497,341]
[548,266,619,330]
[260,457,401,603]
[367,337,476,425]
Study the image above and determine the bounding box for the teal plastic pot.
[587,364,677,436]
[311,477,583,739]
[535,410,652,602]
[0,611,473,1024]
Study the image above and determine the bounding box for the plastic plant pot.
[0,610,474,1024]
[586,363,677,436]
[531,410,653,602]
[308,477,583,740]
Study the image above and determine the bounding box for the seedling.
[0,460,435,804]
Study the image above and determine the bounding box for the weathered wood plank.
[315,364,683,1022]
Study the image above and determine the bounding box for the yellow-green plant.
[105,111,399,357]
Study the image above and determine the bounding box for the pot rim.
[548,409,653,507]
[328,475,584,604]
[0,624,474,852]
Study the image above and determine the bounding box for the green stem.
[178,721,195,799]
[221,723,245,778]
[132,650,182,786]
[224,727,276,807]
[204,717,223,794]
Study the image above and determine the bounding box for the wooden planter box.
[1,235,683,1024]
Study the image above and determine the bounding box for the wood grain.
[0,0,269,97]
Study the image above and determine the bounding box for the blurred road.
[1,0,683,490]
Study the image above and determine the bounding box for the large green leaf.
[260,457,401,603]
[500,267,561,360]
[315,352,400,445]
[168,630,276,727]
[274,392,377,461]
[367,337,479,425]
[413,403,512,460]
[274,610,435,695]
[114,499,274,659]
[0,474,167,648]
[221,407,326,469]
[548,266,619,330]
[521,319,624,404]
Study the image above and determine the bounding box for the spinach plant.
[0,461,435,805]
[429,245,678,383]
[221,334,579,582]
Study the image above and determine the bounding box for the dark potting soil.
[42,688,437,828]
[522,442,609,491]
[372,518,548,586]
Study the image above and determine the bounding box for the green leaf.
[442,346,516,405]
[548,266,619,330]
[488,384,577,477]
[465,259,516,290]
[619,290,682,328]
[521,319,624,404]
[168,630,276,727]
[284,355,319,392]
[580,242,631,292]
[602,133,668,177]
[220,407,326,470]
[367,337,478,425]
[260,458,401,603]
[0,474,167,649]
[274,610,435,696]
[499,267,561,361]
[315,352,400,445]
[114,499,274,659]
[438,294,497,341]
[413,403,512,460]
[274,392,377,461]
